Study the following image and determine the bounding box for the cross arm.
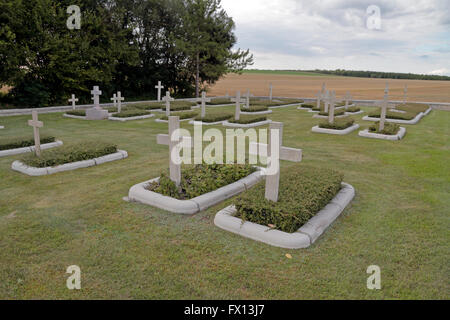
[157,134,194,148]
[249,142,302,162]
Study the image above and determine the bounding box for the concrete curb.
[0,126,4,129]
[214,183,355,249]
[362,108,432,125]
[308,109,320,113]
[240,110,273,115]
[11,150,128,176]
[312,114,347,119]
[63,114,86,120]
[345,110,364,115]
[206,103,235,108]
[109,114,154,122]
[358,127,406,141]
[297,107,313,111]
[155,118,193,124]
[0,140,63,158]
[268,103,304,109]
[127,169,264,215]
[223,120,272,128]
[312,124,360,135]
[188,120,226,126]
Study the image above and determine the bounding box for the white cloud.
[429,68,450,76]
[221,0,450,74]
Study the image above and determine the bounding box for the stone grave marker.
[86,86,109,120]
[231,91,246,121]
[156,116,193,186]
[328,91,336,124]
[403,84,408,105]
[111,93,117,108]
[379,85,390,131]
[324,90,330,113]
[28,111,43,157]
[269,83,273,101]
[117,91,125,113]
[155,81,164,102]
[344,91,352,109]
[250,122,302,202]
[69,94,78,110]
[162,91,175,117]
[196,91,211,118]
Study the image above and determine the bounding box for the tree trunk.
[195,52,200,98]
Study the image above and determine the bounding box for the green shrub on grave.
[368,109,415,121]
[318,109,345,117]
[251,98,304,107]
[206,98,232,105]
[234,166,343,233]
[146,163,257,200]
[229,115,267,124]
[194,113,233,123]
[20,142,117,168]
[240,105,269,112]
[300,104,315,109]
[160,111,199,121]
[346,106,361,113]
[369,122,400,135]
[113,110,151,118]
[319,117,355,130]
[0,136,56,151]
[66,110,86,117]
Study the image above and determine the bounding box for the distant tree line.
[305,69,450,81]
[0,0,253,108]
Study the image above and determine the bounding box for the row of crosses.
[68,87,125,112]
[156,116,302,203]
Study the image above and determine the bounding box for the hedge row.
[20,142,117,168]
[235,166,343,233]
[369,122,400,135]
[319,117,355,130]
[194,113,232,123]
[146,163,256,200]
[318,109,345,116]
[133,101,197,111]
[113,110,151,118]
[66,110,86,116]
[241,105,269,112]
[206,98,232,105]
[0,136,56,151]
[160,111,198,121]
[346,106,361,113]
[252,98,303,107]
[229,115,268,124]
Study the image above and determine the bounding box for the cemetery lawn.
[0,105,448,300]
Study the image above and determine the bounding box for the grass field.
[209,72,450,103]
[0,105,449,299]
[243,70,330,77]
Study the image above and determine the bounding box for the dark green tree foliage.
[0,0,252,108]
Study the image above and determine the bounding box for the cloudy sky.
[221,0,450,75]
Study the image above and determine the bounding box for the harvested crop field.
[208,72,450,102]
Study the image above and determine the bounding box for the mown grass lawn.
[0,105,448,299]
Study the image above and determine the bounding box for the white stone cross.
[243,89,253,109]
[321,82,326,95]
[328,91,336,124]
[225,92,230,99]
[156,116,193,186]
[269,83,273,101]
[111,94,117,108]
[344,91,352,109]
[117,91,125,113]
[379,85,390,131]
[69,94,78,110]
[231,91,246,121]
[162,91,175,117]
[403,84,408,105]
[28,111,44,157]
[324,90,330,113]
[155,81,164,102]
[315,91,322,109]
[91,86,102,109]
[250,122,302,202]
[196,91,211,118]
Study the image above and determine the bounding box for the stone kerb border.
[214,183,355,249]
[223,120,272,128]
[358,127,406,141]
[188,120,225,126]
[63,114,86,120]
[206,103,235,108]
[311,124,360,135]
[268,103,304,109]
[0,140,63,158]
[0,126,4,129]
[312,114,347,119]
[155,118,193,124]
[345,110,364,115]
[11,150,128,176]
[127,170,264,215]
[109,114,154,122]
[362,108,431,125]
[240,110,273,115]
